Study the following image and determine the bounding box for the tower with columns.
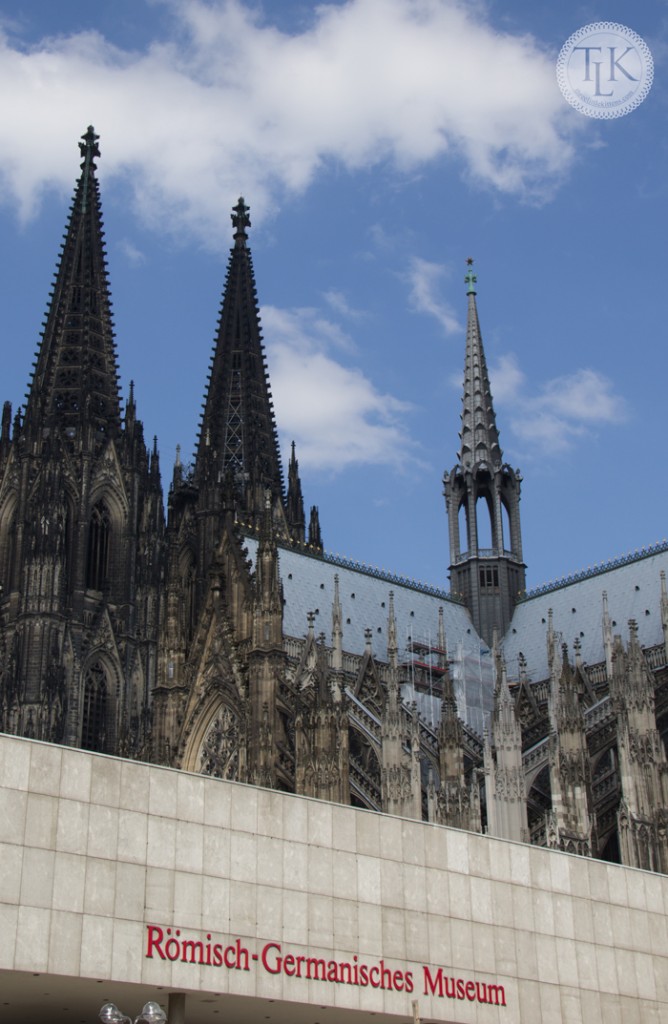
[443,261,525,646]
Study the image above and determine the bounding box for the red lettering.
[405,971,414,994]
[223,944,237,968]
[213,944,223,967]
[146,925,165,960]
[486,984,507,1007]
[296,955,306,977]
[182,940,204,964]
[358,964,369,986]
[423,965,443,997]
[465,980,476,1001]
[393,970,404,992]
[165,938,181,962]
[339,962,352,984]
[261,942,281,975]
[233,939,249,971]
[283,953,296,976]
[456,979,466,1000]
[369,966,381,989]
[306,957,328,981]
[380,960,392,990]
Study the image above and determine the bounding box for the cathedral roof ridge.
[239,524,456,601]
[518,539,668,601]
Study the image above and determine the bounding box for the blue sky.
[0,0,666,592]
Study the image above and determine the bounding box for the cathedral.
[0,127,666,875]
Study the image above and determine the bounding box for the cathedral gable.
[89,439,130,517]
[353,650,385,717]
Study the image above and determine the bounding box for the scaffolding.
[400,627,494,737]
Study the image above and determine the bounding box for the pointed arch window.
[81,661,107,752]
[0,498,17,595]
[179,550,197,644]
[86,501,111,590]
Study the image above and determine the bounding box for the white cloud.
[118,239,146,266]
[0,0,578,242]
[323,289,366,320]
[487,353,526,403]
[261,304,415,472]
[407,256,461,335]
[489,355,628,456]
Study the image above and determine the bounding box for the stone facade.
[0,734,667,1022]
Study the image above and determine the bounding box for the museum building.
[1,731,667,1022]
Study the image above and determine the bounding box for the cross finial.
[465,257,477,295]
[79,125,100,171]
[232,197,251,246]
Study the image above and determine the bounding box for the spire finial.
[79,126,100,171]
[465,257,477,296]
[232,197,251,247]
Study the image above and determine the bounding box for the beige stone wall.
[0,734,667,1023]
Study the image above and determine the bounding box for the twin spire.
[23,128,310,549]
[25,125,120,448]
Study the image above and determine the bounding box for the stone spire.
[484,661,528,843]
[602,590,614,679]
[331,573,343,674]
[612,621,668,872]
[380,592,421,820]
[0,127,163,758]
[428,645,481,832]
[458,259,502,468]
[286,441,305,544]
[661,571,668,665]
[546,644,593,857]
[443,260,525,645]
[24,126,121,449]
[195,198,285,529]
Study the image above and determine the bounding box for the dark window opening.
[81,662,107,753]
[479,566,499,589]
[86,501,111,590]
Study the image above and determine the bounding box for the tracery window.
[81,661,107,752]
[86,501,110,590]
[200,706,239,780]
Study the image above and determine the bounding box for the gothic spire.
[195,197,284,524]
[458,260,502,469]
[286,441,305,543]
[444,260,525,645]
[24,126,121,447]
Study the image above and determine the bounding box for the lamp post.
[99,1002,167,1024]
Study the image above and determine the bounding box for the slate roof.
[502,546,668,683]
[244,537,494,734]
